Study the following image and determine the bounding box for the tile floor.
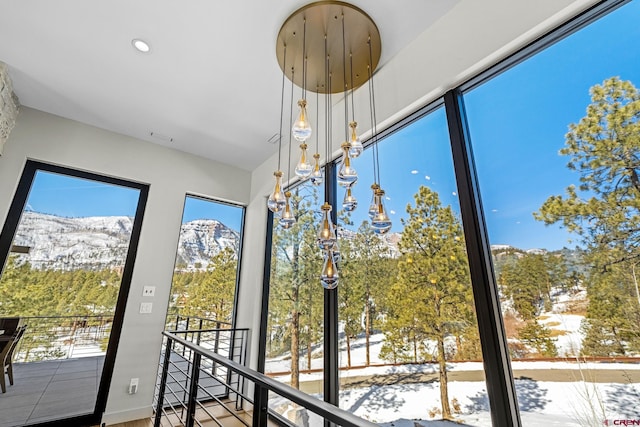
[0,356,104,426]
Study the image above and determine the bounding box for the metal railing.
[154,324,250,427]
[154,330,378,427]
[14,314,113,362]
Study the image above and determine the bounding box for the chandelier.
[267,1,392,289]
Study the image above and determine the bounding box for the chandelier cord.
[277,44,287,172]
[316,85,319,156]
[325,35,330,171]
[341,13,348,143]
[288,68,295,185]
[329,69,333,173]
[368,37,381,186]
[350,52,355,123]
[302,18,307,101]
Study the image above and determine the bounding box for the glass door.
[0,160,148,427]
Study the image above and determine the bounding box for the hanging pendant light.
[280,191,296,229]
[279,67,297,229]
[268,41,288,215]
[348,121,363,158]
[295,142,313,177]
[310,153,324,186]
[275,1,383,289]
[371,188,392,234]
[366,35,392,234]
[310,88,323,186]
[337,142,358,187]
[342,184,357,212]
[317,202,337,250]
[292,99,312,142]
[320,250,339,289]
[267,171,286,213]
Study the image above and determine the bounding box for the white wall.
[0,107,251,424]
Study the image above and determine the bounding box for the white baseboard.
[101,406,153,425]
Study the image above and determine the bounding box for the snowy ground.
[267,331,640,426]
[266,288,640,426]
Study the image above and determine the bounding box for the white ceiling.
[0,0,462,171]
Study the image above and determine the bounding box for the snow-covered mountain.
[174,219,239,269]
[12,212,239,271]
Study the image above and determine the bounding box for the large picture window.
[166,196,244,326]
[464,1,640,425]
[264,179,325,420]
[260,1,640,426]
[337,106,490,425]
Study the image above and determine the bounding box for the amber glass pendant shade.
[267,171,286,213]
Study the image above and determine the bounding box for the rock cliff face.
[12,211,239,270]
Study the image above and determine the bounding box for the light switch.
[140,302,153,314]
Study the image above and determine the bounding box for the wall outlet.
[139,302,153,314]
[142,285,156,297]
[129,378,139,394]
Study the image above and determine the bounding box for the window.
[464,1,640,425]
[264,179,325,419]
[0,161,147,426]
[167,196,244,325]
[337,106,490,425]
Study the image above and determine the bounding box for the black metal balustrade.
[14,314,113,362]
[154,327,378,427]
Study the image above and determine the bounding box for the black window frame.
[0,160,149,427]
[257,1,632,426]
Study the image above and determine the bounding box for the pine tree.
[381,186,474,420]
[535,77,640,355]
[339,220,395,366]
[267,183,323,388]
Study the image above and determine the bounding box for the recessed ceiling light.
[132,39,151,53]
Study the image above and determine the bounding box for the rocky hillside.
[12,211,239,271]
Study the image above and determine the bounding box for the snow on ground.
[344,380,640,427]
[268,331,640,426]
[539,312,584,356]
[274,379,640,427]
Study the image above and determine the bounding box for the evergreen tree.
[339,220,395,366]
[535,77,640,355]
[267,183,323,388]
[535,77,640,265]
[381,186,474,420]
[498,254,550,320]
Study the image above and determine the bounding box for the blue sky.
[26,171,140,218]
[341,0,640,251]
[25,172,244,232]
[18,1,640,250]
